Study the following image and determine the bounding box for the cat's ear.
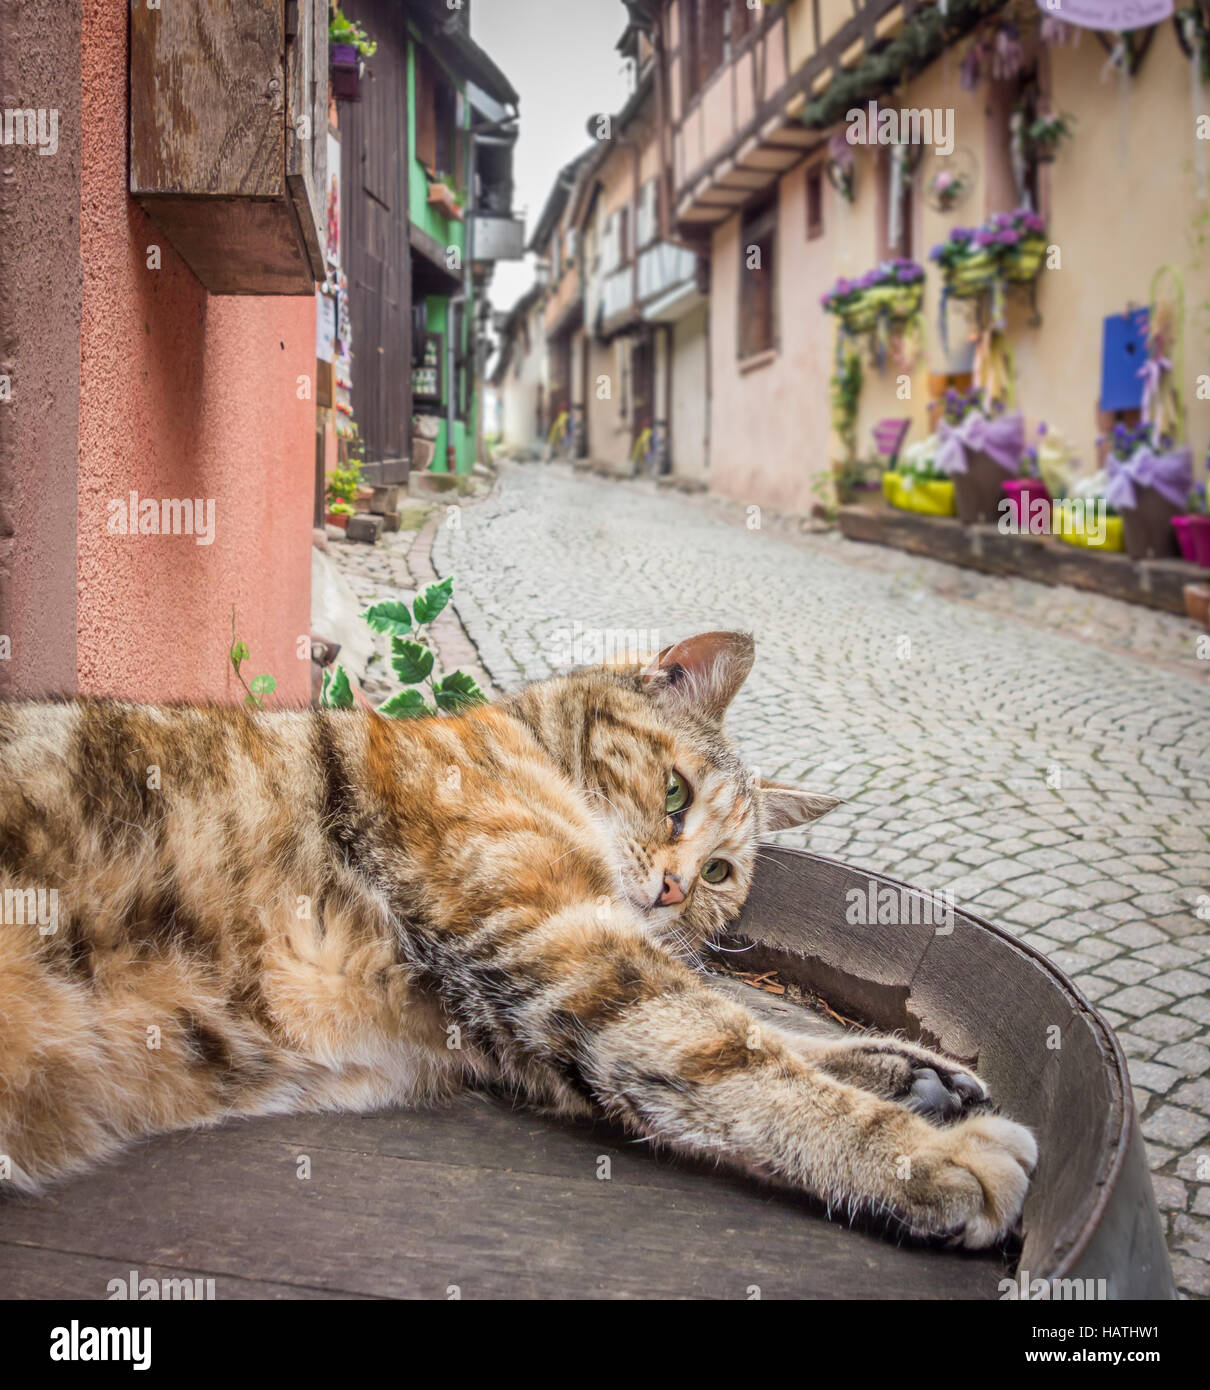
[641,631,754,721]
[757,778,842,832]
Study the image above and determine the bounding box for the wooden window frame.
[738,193,778,361]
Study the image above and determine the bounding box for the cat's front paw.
[907,1113,1038,1249]
[813,1038,989,1122]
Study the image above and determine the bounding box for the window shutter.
[700,1,725,86]
[415,51,437,173]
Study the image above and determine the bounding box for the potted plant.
[926,166,970,213]
[329,5,378,103]
[426,175,466,222]
[1053,473,1125,552]
[1174,478,1210,569]
[1028,112,1075,163]
[325,460,362,528]
[1102,423,1193,560]
[934,389,1025,525]
[1001,423,1054,535]
[884,439,956,517]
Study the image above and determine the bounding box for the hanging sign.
[1035,0,1172,29]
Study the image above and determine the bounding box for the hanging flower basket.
[822,260,925,336]
[1003,234,1049,285]
[931,210,1047,297]
[839,297,882,334]
[945,252,1000,299]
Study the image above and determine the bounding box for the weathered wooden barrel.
[728,846,1175,1300]
[0,848,1175,1299]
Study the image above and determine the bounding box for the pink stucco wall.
[77,0,314,704]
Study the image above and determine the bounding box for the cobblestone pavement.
[433,461,1210,1296]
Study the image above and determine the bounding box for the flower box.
[330,44,362,102]
[1002,478,1052,534]
[427,181,465,222]
[325,510,351,531]
[1054,510,1125,551]
[883,471,956,517]
[1188,515,1210,569]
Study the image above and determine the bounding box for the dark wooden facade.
[342,0,412,484]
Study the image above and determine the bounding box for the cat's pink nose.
[657,872,685,907]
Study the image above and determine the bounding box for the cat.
[0,630,1035,1246]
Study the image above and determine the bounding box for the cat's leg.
[436,907,1036,1248]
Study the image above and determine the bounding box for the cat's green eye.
[701,858,731,884]
[665,770,690,815]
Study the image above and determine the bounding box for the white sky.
[472,0,634,312]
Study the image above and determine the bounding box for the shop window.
[738,194,777,359]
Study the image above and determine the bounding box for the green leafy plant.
[322,576,487,719]
[1027,112,1075,150]
[432,173,466,208]
[829,341,863,469]
[229,609,277,710]
[329,4,378,58]
[325,462,363,509]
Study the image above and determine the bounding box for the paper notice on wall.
[1035,0,1172,29]
[316,292,336,364]
[326,131,342,269]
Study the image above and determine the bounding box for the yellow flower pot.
[885,471,956,517]
[1054,511,1125,551]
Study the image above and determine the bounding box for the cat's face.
[517,631,837,958]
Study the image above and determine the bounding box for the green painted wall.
[407,27,476,475]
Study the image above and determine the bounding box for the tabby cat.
[0,630,1035,1246]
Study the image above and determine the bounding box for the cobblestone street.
[430,461,1210,1296]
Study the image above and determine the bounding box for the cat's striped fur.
[0,631,1035,1246]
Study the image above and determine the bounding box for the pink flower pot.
[1173,516,1196,563]
[1188,514,1210,569]
[1001,478,1052,534]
